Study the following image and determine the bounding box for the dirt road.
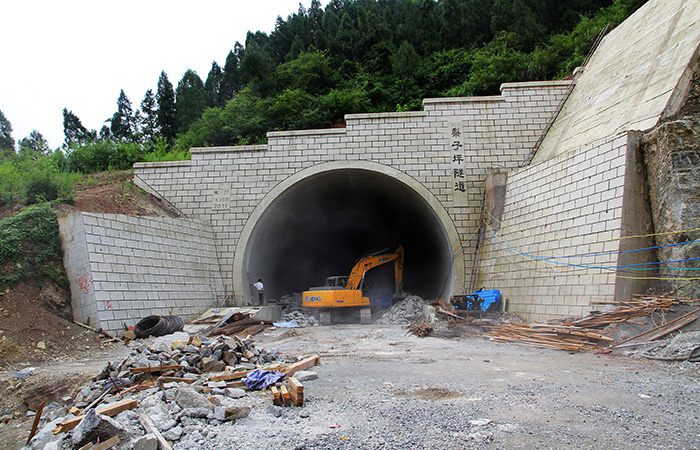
[240,325,699,450]
[2,324,698,449]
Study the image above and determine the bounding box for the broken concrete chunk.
[171,340,188,351]
[132,433,158,450]
[201,357,226,372]
[178,407,212,419]
[213,405,250,422]
[163,425,184,441]
[175,387,215,411]
[294,370,318,381]
[225,388,246,399]
[71,408,126,447]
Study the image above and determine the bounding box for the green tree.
[156,71,178,142]
[109,90,137,141]
[240,33,276,96]
[140,89,158,145]
[220,43,245,103]
[204,62,224,108]
[0,109,16,156]
[18,130,50,160]
[62,108,96,148]
[175,69,206,134]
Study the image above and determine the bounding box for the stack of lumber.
[486,323,613,351]
[563,295,686,328]
[486,294,699,352]
[208,317,271,338]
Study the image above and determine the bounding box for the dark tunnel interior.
[246,169,453,302]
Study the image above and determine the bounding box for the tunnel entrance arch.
[233,161,464,305]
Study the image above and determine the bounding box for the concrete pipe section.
[244,167,455,302]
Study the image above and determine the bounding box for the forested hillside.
[0,0,646,208]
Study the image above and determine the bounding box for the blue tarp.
[242,369,286,390]
[471,288,501,312]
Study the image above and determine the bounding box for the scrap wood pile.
[485,293,700,352]
[208,317,272,338]
[21,329,321,450]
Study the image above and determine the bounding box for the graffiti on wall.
[78,272,94,294]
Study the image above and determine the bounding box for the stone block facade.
[474,132,655,320]
[59,212,225,333]
[133,81,571,305]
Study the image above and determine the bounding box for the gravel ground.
[5,324,699,450]
[174,324,699,450]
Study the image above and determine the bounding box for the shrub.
[25,176,60,204]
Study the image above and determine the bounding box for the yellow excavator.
[303,245,404,325]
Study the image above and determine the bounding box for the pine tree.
[0,109,15,153]
[109,90,137,141]
[18,130,50,160]
[205,62,224,108]
[176,69,206,134]
[156,71,178,142]
[62,108,96,148]
[140,89,158,144]
[220,44,245,103]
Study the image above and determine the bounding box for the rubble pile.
[642,330,700,361]
[281,311,319,327]
[373,295,426,325]
[274,293,304,313]
[20,331,300,450]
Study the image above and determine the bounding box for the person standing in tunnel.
[252,279,264,305]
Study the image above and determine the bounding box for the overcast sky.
[1,0,325,150]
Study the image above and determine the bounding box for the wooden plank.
[645,315,697,341]
[91,436,120,450]
[280,385,291,407]
[271,386,281,406]
[27,401,46,444]
[130,364,183,374]
[158,377,196,384]
[54,399,138,434]
[139,414,173,450]
[288,377,304,407]
[225,381,245,388]
[280,355,321,376]
[208,371,250,382]
[606,307,700,349]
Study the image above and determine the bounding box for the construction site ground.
[1,324,698,449]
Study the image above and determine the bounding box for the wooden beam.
[280,385,291,407]
[91,436,120,450]
[139,414,173,450]
[27,401,46,444]
[288,377,304,407]
[280,355,320,376]
[158,377,196,384]
[130,364,183,374]
[606,307,700,350]
[54,399,137,434]
[271,386,281,406]
[208,371,250,382]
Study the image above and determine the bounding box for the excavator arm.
[346,244,404,293]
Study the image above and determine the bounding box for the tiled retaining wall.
[59,212,225,333]
[473,132,655,321]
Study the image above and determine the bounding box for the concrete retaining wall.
[58,212,225,333]
[474,132,655,321]
[134,81,570,303]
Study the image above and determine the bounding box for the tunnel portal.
[245,168,454,302]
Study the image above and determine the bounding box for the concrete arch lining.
[232,160,464,304]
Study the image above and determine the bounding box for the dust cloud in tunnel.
[246,169,453,301]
